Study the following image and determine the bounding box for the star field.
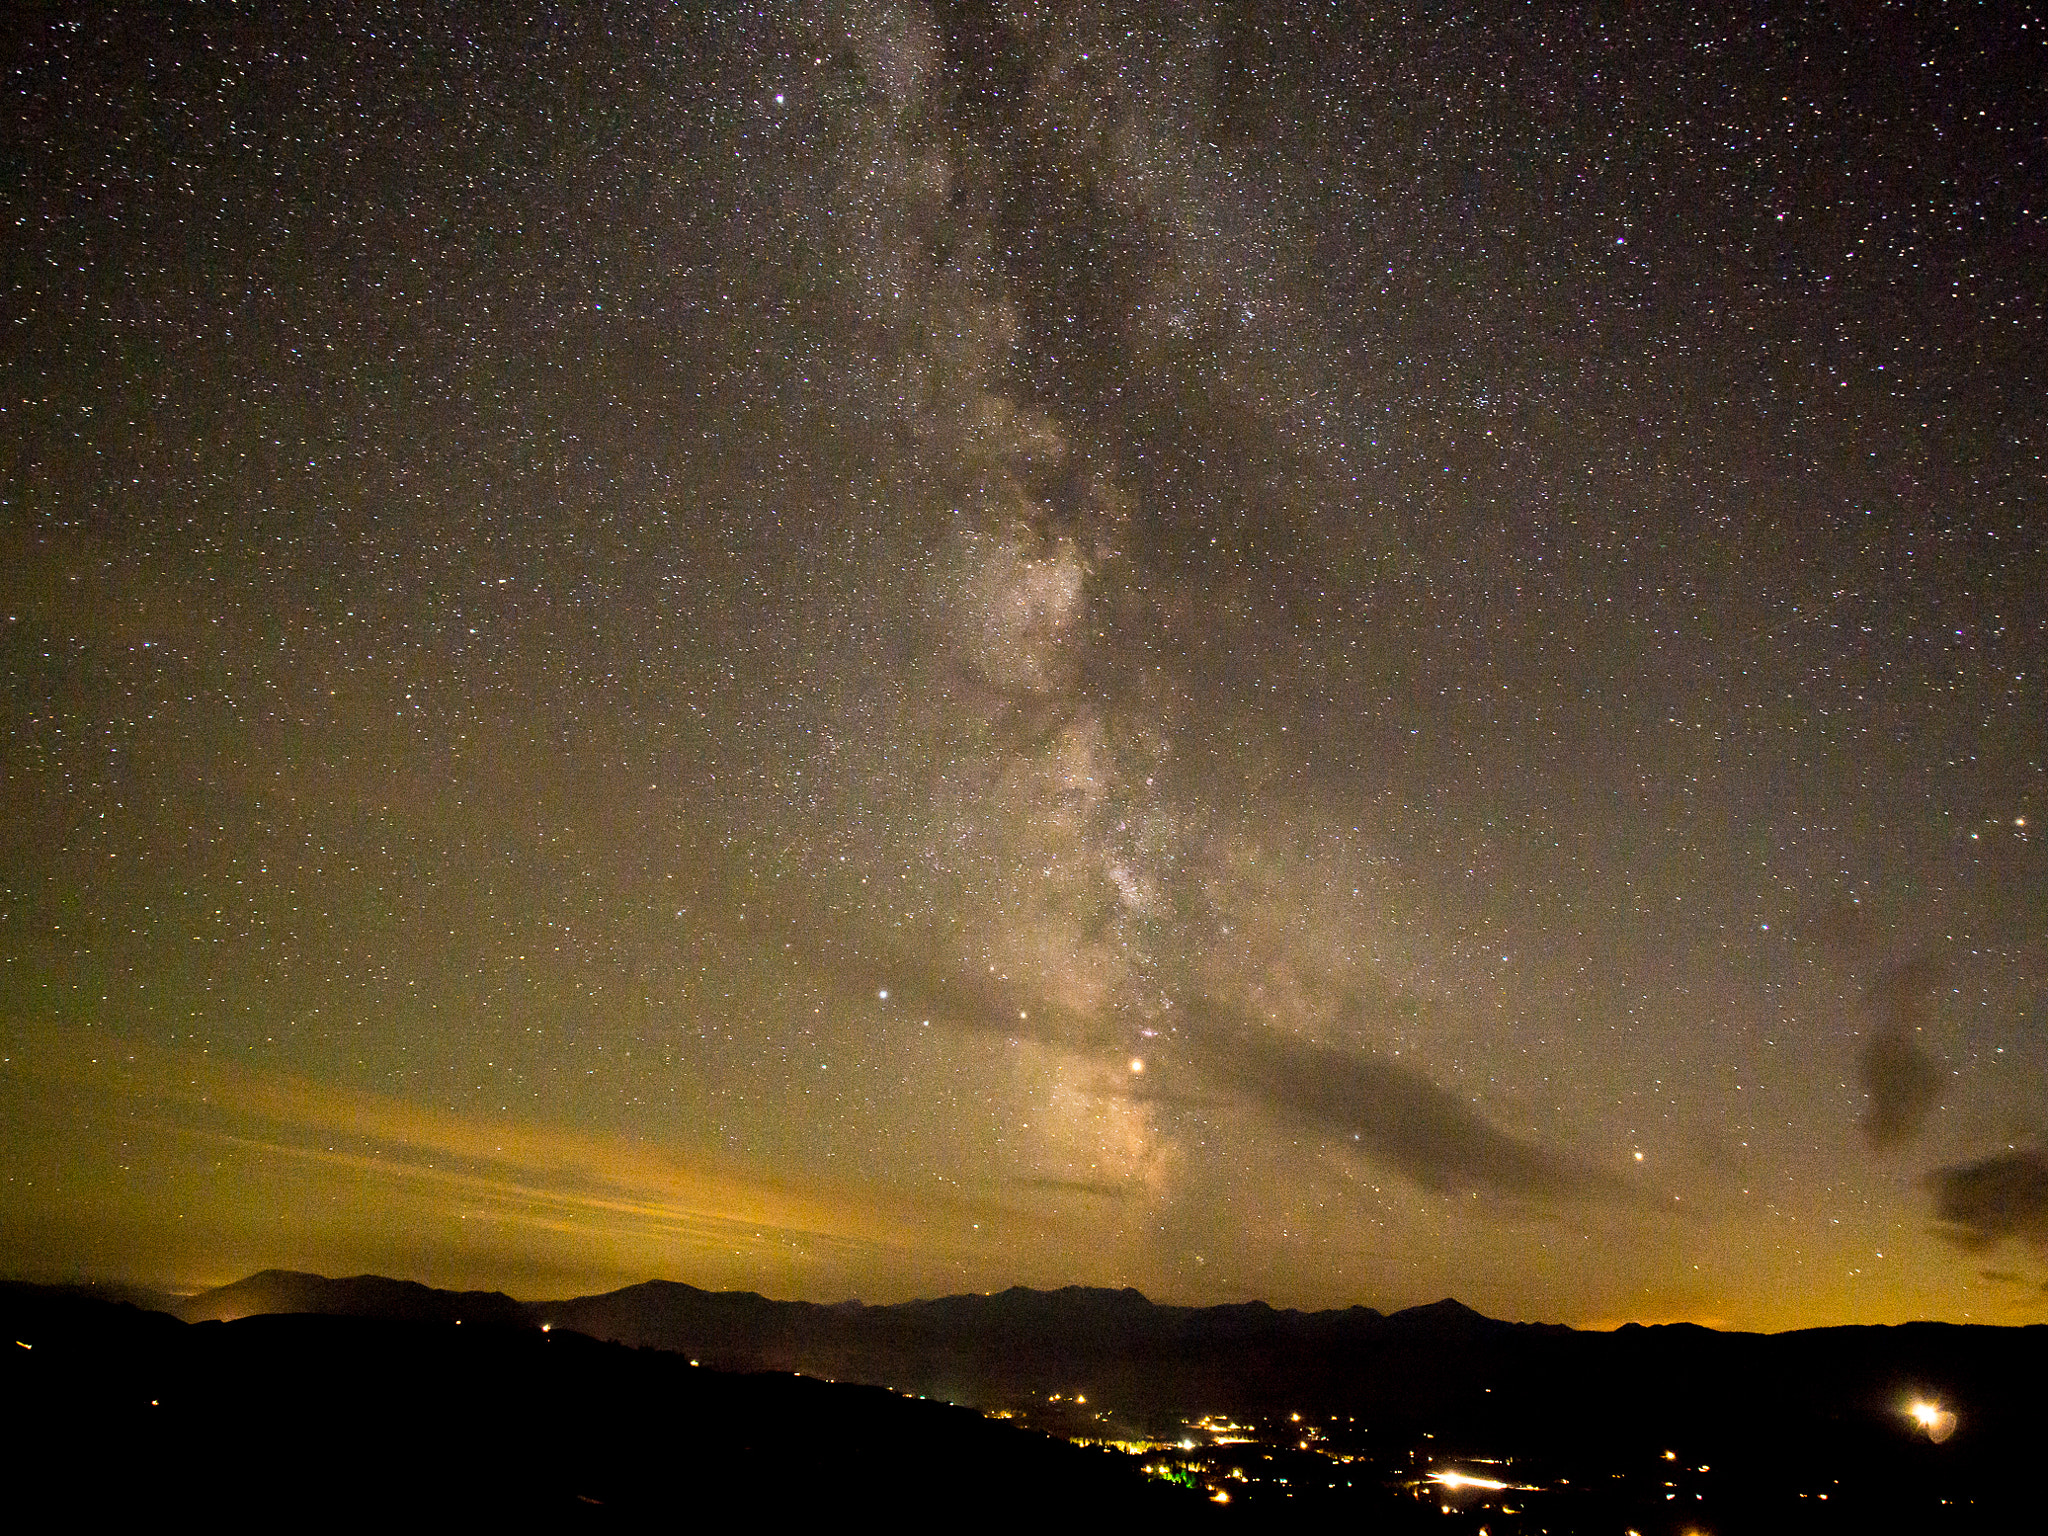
[2,2,2043,1326]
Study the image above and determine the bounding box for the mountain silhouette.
[177,1267,526,1326]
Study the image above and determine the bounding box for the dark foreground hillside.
[15,1273,2047,1530]
[0,1283,1207,1526]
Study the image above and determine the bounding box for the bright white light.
[1909,1401,1958,1443]
[1430,1470,1509,1492]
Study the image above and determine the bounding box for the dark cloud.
[1929,1150,2048,1253]
[1012,1176,1128,1201]
[1857,957,1945,1148]
[1858,1029,1943,1148]
[1176,1002,1601,1201]
[1807,898,1884,965]
[846,926,1600,1202]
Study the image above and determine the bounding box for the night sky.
[4,2,2043,1329]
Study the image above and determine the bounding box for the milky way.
[3,3,2042,1327]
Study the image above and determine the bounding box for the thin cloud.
[20,1028,959,1263]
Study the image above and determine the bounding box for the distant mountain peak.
[178,1269,523,1326]
[1386,1297,1495,1328]
[1013,1283,1153,1304]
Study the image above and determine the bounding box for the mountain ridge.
[161,1267,2048,1436]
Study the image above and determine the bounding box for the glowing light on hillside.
[1430,1470,1510,1491]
